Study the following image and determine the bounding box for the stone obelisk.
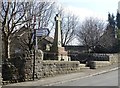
[51,14,69,61]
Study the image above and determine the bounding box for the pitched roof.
[44,36,54,43]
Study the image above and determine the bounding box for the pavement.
[2,63,119,87]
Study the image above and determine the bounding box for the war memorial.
[50,14,69,61]
[0,13,119,86]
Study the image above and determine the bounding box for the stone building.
[37,36,53,52]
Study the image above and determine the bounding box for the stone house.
[37,36,53,52]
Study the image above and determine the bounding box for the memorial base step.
[79,64,90,70]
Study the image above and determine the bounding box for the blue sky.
[58,0,120,22]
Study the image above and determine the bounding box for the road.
[53,70,118,86]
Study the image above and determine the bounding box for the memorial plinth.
[51,14,69,61]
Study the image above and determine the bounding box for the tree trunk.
[8,39,10,58]
[3,37,9,60]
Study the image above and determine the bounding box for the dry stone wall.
[107,54,119,64]
[3,53,119,84]
[89,61,111,69]
[88,53,119,69]
[24,56,33,81]
[2,54,80,84]
[35,60,80,79]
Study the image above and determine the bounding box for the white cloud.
[58,0,120,22]
[63,5,107,22]
[59,0,119,4]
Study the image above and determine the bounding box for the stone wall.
[89,61,111,69]
[107,54,119,64]
[2,53,33,84]
[3,53,119,84]
[24,55,33,81]
[3,55,80,84]
[88,53,119,69]
[35,61,80,79]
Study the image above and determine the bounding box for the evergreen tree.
[116,11,120,52]
[108,13,115,29]
[107,13,116,38]
[116,11,120,29]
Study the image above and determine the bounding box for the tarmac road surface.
[53,70,118,86]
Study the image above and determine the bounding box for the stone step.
[80,66,90,69]
[79,64,90,70]
[89,61,111,69]
[80,67,90,71]
[79,64,86,67]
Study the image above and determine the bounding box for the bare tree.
[98,25,117,52]
[0,1,30,59]
[12,1,56,53]
[76,17,105,52]
[33,1,55,28]
[61,14,79,45]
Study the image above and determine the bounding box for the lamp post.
[0,26,2,87]
[32,16,36,81]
